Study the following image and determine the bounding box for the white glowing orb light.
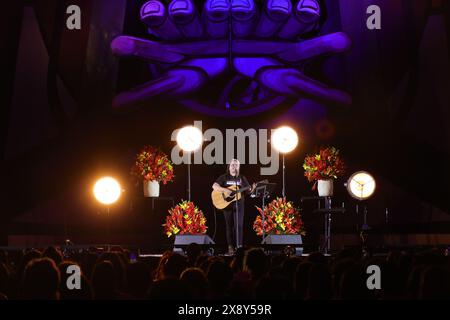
[347,171,376,200]
[271,126,299,153]
[93,177,122,205]
[176,126,203,152]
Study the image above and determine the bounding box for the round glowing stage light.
[271,126,299,153]
[176,125,203,201]
[93,177,122,205]
[176,126,203,152]
[271,126,299,198]
[347,171,376,200]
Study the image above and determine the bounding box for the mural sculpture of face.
[111,0,352,117]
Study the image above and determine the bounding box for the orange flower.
[253,197,305,236]
[163,200,207,237]
[131,145,174,184]
[303,146,345,182]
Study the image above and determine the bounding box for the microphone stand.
[234,176,239,250]
[253,184,268,241]
[262,185,267,241]
[253,182,276,245]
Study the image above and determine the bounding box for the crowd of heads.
[0,244,450,300]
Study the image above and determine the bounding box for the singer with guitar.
[212,159,256,255]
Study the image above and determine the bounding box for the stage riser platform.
[7,233,450,250]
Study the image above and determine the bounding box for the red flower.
[163,200,207,237]
[303,146,346,182]
[253,197,305,236]
[131,145,174,185]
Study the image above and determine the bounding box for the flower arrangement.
[131,145,174,184]
[253,197,305,236]
[303,146,345,182]
[163,200,207,237]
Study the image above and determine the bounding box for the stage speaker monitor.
[173,234,215,254]
[262,234,303,256]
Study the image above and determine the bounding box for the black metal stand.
[131,196,174,211]
[357,203,370,254]
[324,197,332,254]
[234,179,239,249]
[282,154,286,198]
[301,196,345,255]
[188,162,191,201]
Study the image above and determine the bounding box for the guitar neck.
[234,185,251,194]
[230,180,268,194]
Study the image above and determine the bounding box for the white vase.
[317,179,333,197]
[143,180,160,197]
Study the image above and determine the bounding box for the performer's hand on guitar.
[212,183,232,197]
[223,188,232,197]
[212,180,268,210]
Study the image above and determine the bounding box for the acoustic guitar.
[211,179,268,210]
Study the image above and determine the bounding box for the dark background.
[0,0,449,251]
